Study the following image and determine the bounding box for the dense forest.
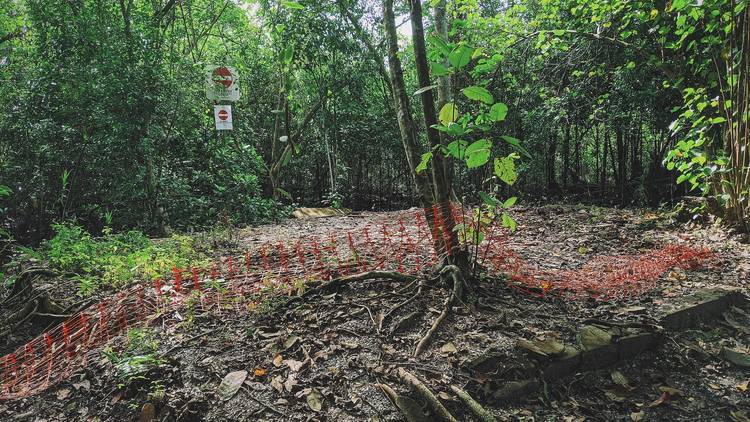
[1,0,747,241]
[0,0,749,421]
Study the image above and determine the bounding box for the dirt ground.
[2,204,749,421]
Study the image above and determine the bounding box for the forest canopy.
[1,0,748,242]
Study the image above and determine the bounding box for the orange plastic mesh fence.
[0,204,710,400]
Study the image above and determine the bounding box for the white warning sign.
[206,65,240,102]
[214,105,233,130]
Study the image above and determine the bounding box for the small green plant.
[323,190,343,209]
[102,328,161,388]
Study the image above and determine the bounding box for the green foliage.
[102,328,161,387]
[462,86,494,104]
[0,0,288,240]
[46,223,205,296]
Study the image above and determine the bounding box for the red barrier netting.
[0,204,711,400]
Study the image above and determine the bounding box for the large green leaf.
[479,191,502,207]
[671,0,690,11]
[281,1,304,10]
[439,102,459,125]
[283,45,294,64]
[462,86,494,104]
[494,155,517,185]
[430,62,451,76]
[465,139,492,168]
[489,102,508,121]
[445,140,469,159]
[501,136,532,158]
[448,46,473,69]
[502,212,517,231]
[281,148,293,167]
[427,35,452,57]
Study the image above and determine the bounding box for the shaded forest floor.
[2,204,750,421]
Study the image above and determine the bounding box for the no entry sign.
[214,105,233,130]
[206,65,240,101]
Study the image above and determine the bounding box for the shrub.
[46,223,206,296]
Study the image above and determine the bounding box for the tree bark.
[616,126,626,203]
[562,123,571,189]
[433,0,454,196]
[547,134,559,194]
[408,0,462,262]
[382,0,435,207]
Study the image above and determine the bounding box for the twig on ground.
[414,266,463,357]
[450,385,497,422]
[397,368,458,422]
[241,386,289,418]
[289,270,417,306]
[380,282,423,332]
[376,382,428,422]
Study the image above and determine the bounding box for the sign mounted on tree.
[214,105,233,130]
[206,65,240,101]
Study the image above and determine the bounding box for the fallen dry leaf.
[270,375,284,393]
[306,388,324,412]
[139,403,155,422]
[730,409,750,422]
[273,354,283,367]
[254,367,267,377]
[722,347,750,368]
[611,370,633,390]
[437,391,454,401]
[737,379,749,392]
[284,359,304,372]
[658,386,684,397]
[283,335,299,350]
[284,374,297,392]
[72,380,90,391]
[630,411,645,421]
[217,370,248,401]
[649,392,669,407]
[440,342,458,355]
[341,340,360,349]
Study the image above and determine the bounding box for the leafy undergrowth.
[1,205,749,421]
[20,222,206,296]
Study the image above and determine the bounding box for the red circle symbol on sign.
[213,67,234,88]
[218,110,229,121]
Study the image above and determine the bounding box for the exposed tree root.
[396,368,457,422]
[380,282,423,332]
[0,297,39,338]
[414,265,463,356]
[450,385,497,422]
[2,267,58,305]
[1,267,66,339]
[334,270,417,284]
[376,383,429,422]
[288,270,417,309]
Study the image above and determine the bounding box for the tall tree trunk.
[408,0,462,262]
[616,126,626,203]
[382,0,435,207]
[594,123,600,187]
[547,134,559,194]
[269,87,285,200]
[433,0,454,197]
[602,126,610,194]
[562,123,571,188]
